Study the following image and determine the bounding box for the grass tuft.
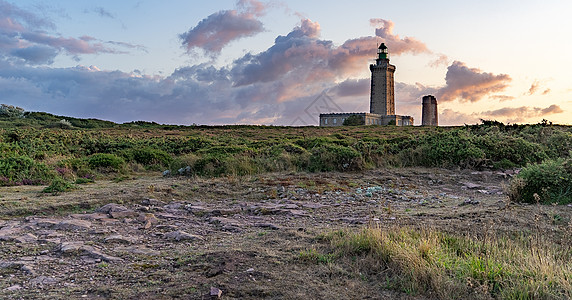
[311,225,572,299]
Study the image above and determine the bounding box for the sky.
[1,0,571,126]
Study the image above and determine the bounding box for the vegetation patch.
[309,225,572,299]
[507,158,572,204]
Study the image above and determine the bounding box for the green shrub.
[123,147,173,167]
[0,155,54,185]
[476,134,547,167]
[343,115,364,126]
[508,158,572,204]
[75,177,94,184]
[87,153,125,171]
[42,177,75,194]
[308,144,362,172]
[399,130,486,168]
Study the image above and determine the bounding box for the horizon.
[1,0,571,126]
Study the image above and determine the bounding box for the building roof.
[378,43,387,50]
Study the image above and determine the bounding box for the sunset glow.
[1,0,570,125]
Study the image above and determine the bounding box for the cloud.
[526,80,540,95]
[429,54,449,68]
[479,105,563,121]
[540,104,563,114]
[3,4,538,127]
[525,80,552,96]
[370,19,430,55]
[439,109,480,126]
[86,7,116,19]
[436,61,511,102]
[330,78,369,97]
[439,105,564,126]
[490,95,515,102]
[0,17,393,125]
[0,0,55,30]
[10,45,58,64]
[179,0,268,55]
[0,1,140,65]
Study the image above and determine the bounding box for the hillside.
[0,109,571,298]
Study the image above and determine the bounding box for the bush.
[123,147,173,167]
[42,177,75,194]
[399,130,486,168]
[343,115,364,126]
[0,155,54,185]
[508,158,572,204]
[0,104,25,118]
[308,144,363,172]
[87,153,125,171]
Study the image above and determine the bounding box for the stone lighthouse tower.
[369,43,396,115]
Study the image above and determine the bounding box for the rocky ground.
[0,168,570,299]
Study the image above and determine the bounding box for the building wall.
[421,95,438,126]
[319,113,413,127]
[320,113,360,127]
[369,60,396,116]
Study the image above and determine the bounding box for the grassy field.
[1,109,571,298]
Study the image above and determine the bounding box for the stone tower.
[369,43,396,115]
[421,95,438,126]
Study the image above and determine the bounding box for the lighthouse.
[319,42,413,127]
[369,43,396,116]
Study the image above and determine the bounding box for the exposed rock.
[254,223,280,230]
[153,212,187,221]
[141,198,165,206]
[4,285,22,291]
[70,213,109,220]
[34,219,60,228]
[114,245,160,256]
[104,234,136,244]
[96,203,129,214]
[210,287,223,298]
[164,202,184,210]
[462,182,481,189]
[0,226,23,240]
[29,276,59,286]
[13,233,38,243]
[164,230,203,241]
[109,209,138,219]
[185,205,210,216]
[55,219,92,231]
[59,242,122,262]
[301,203,326,209]
[460,199,480,206]
[137,213,159,229]
[286,210,309,217]
[208,207,242,216]
[0,260,34,275]
[209,217,244,228]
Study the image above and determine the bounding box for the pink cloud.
[429,54,449,68]
[437,61,511,102]
[179,0,268,55]
[0,0,142,64]
[527,80,540,95]
[370,19,430,55]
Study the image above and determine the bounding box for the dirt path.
[0,168,570,299]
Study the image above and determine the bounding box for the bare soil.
[0,168,570,299]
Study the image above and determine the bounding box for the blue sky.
[1,0,571,125]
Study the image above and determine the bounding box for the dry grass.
[316,223,572,299]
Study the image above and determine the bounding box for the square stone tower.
[369,43,396,115]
